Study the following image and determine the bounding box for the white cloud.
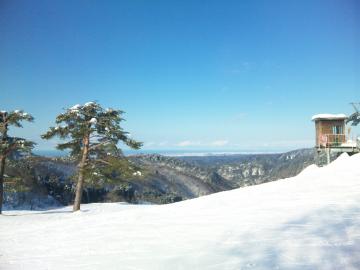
[144,141,169,148]
[176,140,202,147]
[175,140,229,148]
[210,140,229,147]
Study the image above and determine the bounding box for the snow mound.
[327,152,349,167]
[297,164,319,177]
[1,154,360,270]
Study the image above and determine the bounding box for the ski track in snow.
[1,153,360,269]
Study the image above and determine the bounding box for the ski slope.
[1,153,360,269]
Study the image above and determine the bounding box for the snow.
[89,118,97,124]
[1,153,360,269]
[311,113,347,121]
[84,102,95,107]
[341,140,357,147]
[70,104,82,110]
[54,125,66,130]
[70,104,82,114]
[0,110,7,114]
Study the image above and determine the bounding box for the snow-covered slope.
[1,153,360,270]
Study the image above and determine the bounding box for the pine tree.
[0,110,35,214]
[41,102,142,211]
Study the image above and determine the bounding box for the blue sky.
[1,0,359,152]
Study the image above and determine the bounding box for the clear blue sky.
[1,0,359,152]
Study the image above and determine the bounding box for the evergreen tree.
[0,110,35,214]
[41,102,142,211]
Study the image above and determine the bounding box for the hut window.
[332,125,343,134]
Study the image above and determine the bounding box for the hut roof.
[311,114,347,121]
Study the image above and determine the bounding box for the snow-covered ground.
[1,154,360,270]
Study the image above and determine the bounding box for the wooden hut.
[312,114,347,148]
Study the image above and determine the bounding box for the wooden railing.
[319,134,346,147]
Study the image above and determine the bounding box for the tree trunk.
[73,135,90,212]
[0,155,6,214]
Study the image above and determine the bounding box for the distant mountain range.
[131,148,316,199]
[3,148,317,209]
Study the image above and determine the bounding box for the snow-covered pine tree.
[41,102,142,211]
[0,110,35,214]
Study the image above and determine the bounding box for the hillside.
[172,148,316,187]
[3,149,316,208]
[1,153,359,269]
[4,149,316,207]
